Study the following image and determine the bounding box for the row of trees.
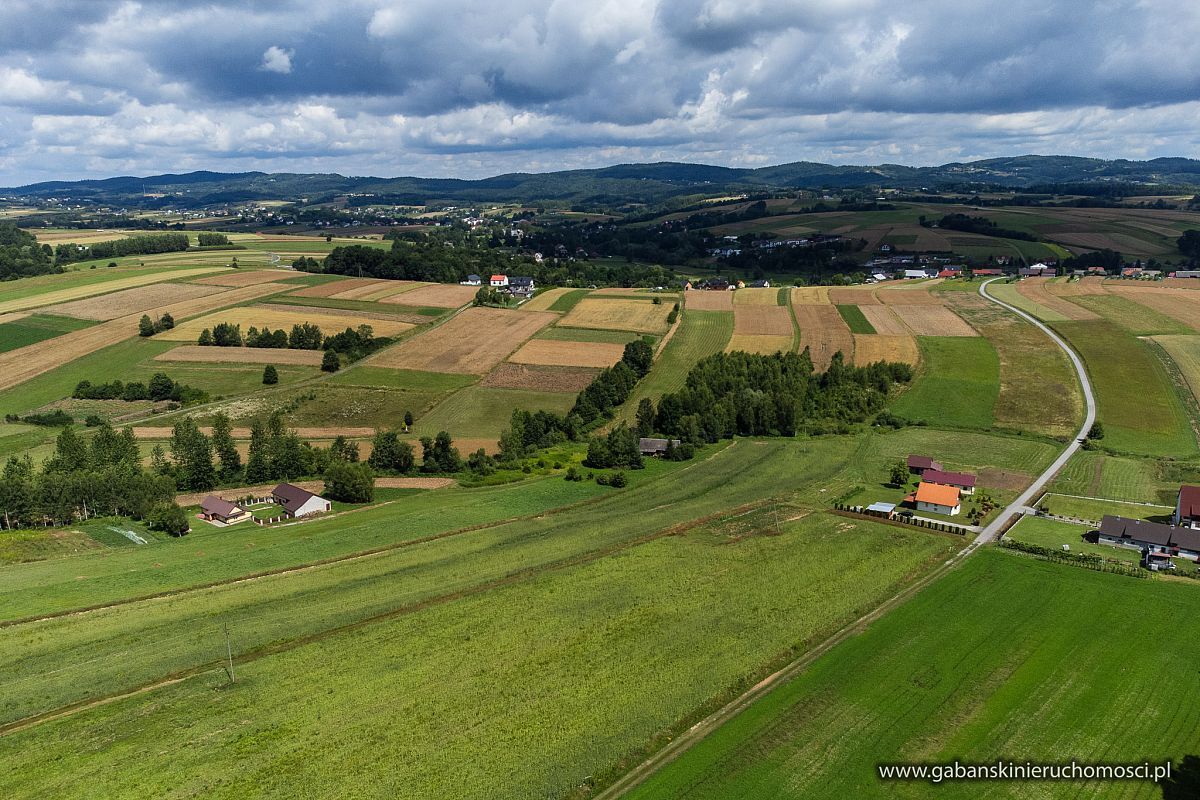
[53,233,190,264]
[73,373,208,405]
[198,321,324,349]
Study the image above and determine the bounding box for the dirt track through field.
[792,301,854,369]
[36,282,224,320]
[372,306,556,374]
[0,283,289,392]
[153,345,325,365]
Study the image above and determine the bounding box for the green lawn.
[0,314,96,353]
[1036,492,1173,523]
[0,502,957,798]
[626,548,1200,800]
[1047,450,1172,504]
[1055,320,1197,457]
[1005,515,1139,561]
[890,336,1000,430]
[414,385,577,439]
[836,304,875,334]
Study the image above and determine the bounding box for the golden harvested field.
[0,283,288,391]
[859,305,909,335]
[890,304,979,336]
[153,345,325,366]
[733,304,794,336]
[191,270,298,287]
[877,281,942,304]
[257,303,427,325]
[828,286,881,305]
[726,334,794,354]
[685,290,734,310]
[481,363,598,392]
[853,333,920,365]
[508,338,625,368]
[1045,277,1108,296]
[1163,278,1200,290]
[358,282,426,302]
[520,287,576,311]
[382,283,478,308]
[288,278,380,298]
[733,287,780,305]
[159,306,415,341]
[1108,287,1200,332]
[37,282,223,321]
[31,229,134,245]
[372,306,556,374]
[792,301,854,370]
[559,298,673,334]
[330,280,412,301]
[374,477,456,489]
[1015,278,1099,320]
[0,267,226,315]
[790,287,831,304]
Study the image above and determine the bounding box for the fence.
[997,539,1147,579]
[833,503,969,536]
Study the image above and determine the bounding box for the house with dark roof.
[460,274,482,286]
[272,483,331,518]
[1175,485,1200,529]
[639,437,681,456]
[199,495,251,525]
[921,469,976,495]
[907,454,942,475]
[1097,515,1200,561]
[507,276,535,297]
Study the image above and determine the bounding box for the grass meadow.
[626,549,1200,800]
[0,314,96,353]
[890,336,1000,429]
[835,304,876,334]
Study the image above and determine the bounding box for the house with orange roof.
[914,482,961,516]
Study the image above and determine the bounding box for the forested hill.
[7,155,1200,207]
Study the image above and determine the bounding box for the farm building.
[508,276,535,297]
[490,274,509,287]
[907,454,942,475]
[1174,485,1200,529]
[461,274,482,286]
[1097,515,1200,561]
[921,469,976,495]
[903,269,927,279]
[748,279,771,288]
[913,482,961,516]
[1174,270,1200,279]
[639,437,681,456]
[973,268,1003,276]
[199,496,251,525]
[272,483,331,518]
[865,502,896,519]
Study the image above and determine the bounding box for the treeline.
[73,372,208,405]
[199,321,324,349]
[53,233,190,264]
[0,223,57,280]
[639,350,912,441]
[0,424,183,533]
[927,214,1036,242]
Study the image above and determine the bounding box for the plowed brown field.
[792,301,854,370]
[733,304,793,335]
[381,283,478,308]
[38,282,223,320]
[890,304,979,336]
[685,291,734,310]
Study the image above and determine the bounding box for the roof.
[922,469,976,488]
[915,482,960,508]
[638,437,680,453]
[866,502,897,513]
[509,276,534,285]
[490,274,507,281]
[466,273,481,280]
[1179,485,1200,519]
[1098,515,1174,547]
[974,268,1003,275]
[200,495,242,516]
[272,482,319,510]
[907,455,941,471]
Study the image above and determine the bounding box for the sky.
[1,0,1198,185]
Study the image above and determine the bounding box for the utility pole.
[224,622,236,684]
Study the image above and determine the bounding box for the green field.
[614,309,734,425]
[326,365,476,392]
[0,498,957,797]
[1036,492,1173,522]
[890,336,1000,430]
[1055,320,1197,457]
[414,385,578,439]
[985,281,1067,321]
[547,288,590,313]
[0,313,95,353]
[626,549,1200,800]
[835,304,875,334]
[535,326,646,344]
[1068,294,1192,336]
[1047,450,1171,504]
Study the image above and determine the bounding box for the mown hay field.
[889,304,978,336]
[858,304,909,335]
[519,287,576,312]
[159,306,415,341]
[790,286,831,304]
[559,298,673,334]
[828,286,880,305]
[1067,293,1192,336]
[732,304,793,336]
[0,267,226,315]
[852,334,919,365]
[480,363,598,392]
[382,283,478,308]
[31,229,136,245]
[0,314,94,354]
[1106,287,1200,333]
[153,345,325,366]
[0,283,289,392]
[891,336,1000,429]
[1152,335,1200,410]
[372,306,555,374]
[38,282,223,321]
[791,302,853,370]
[191,270,298,287]
[288,278,381,298]
[507,338,625,368]
[1015,278,1098,319]
[986,281,1068,321]
[726,333,794,354]
[685,290,734,310]
[625,550,1200,800]
[414,385,577,438]
[332,280,421,301]
[732,287,780,305]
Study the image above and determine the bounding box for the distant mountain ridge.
[6,155,1200,207]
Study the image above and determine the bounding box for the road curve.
[970,277,1097,545]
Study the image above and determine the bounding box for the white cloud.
[260,45,293,74]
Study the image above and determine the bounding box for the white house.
[460,274,482,286]
[914,482,961,516]
[490,274,509,287]
[272,483,331,518]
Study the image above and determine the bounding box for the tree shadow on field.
[1162,755,1200,799]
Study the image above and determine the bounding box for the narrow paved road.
[598,279,1099,799]
[969,277,1097,546]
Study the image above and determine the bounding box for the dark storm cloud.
[0,0,1198,183]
